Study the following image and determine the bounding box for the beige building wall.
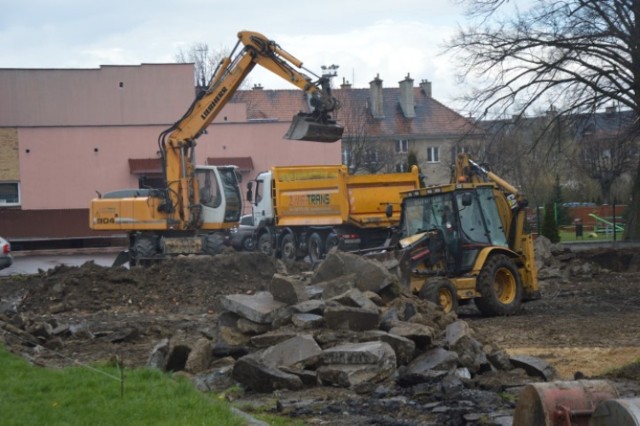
[0,128,19,180]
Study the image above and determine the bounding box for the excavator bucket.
[284,113,343,142]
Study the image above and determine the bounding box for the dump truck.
[372,153,540,315]
[89,30,343,266]
[247,164,421,262]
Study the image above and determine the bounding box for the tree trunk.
[623,159,640,240]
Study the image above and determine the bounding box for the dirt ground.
[1,245,640,423]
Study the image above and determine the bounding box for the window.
[342,149,350,165]
[0,182,20,206]
[396,139,408,153]
[427,147,439,163]
[365,149,379,164]
[395,163,408,172]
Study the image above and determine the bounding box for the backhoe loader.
[89,31,343,265]
[377,153,540,315]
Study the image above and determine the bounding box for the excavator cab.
[285,112,343,142]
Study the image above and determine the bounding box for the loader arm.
[157,30,343,230]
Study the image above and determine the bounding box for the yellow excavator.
[90,30,343,265]
[379,153,540,315]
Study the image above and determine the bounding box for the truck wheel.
[308,233,324,263]
[242,236,255,251]
[474,254,523,316]
[203,234,225,256]
[132,237,157,266]
[325,233,339,254]
[280,234,296,261]
[257,233,273,256]
[419,277,458,314]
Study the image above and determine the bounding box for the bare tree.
[571,111,639,204]
[337,91,396,174]
[175,43,228,88]
[448,0,640,239]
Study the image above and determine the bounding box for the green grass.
[0,346,245,426]
[558,228,621,243]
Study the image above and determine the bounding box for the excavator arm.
[157,30,343,230]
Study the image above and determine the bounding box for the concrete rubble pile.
[145,251,554,398]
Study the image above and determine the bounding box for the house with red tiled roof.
[234,74,484,185]
[335,74,484,184]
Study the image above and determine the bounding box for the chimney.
[340,77,352,89]
[605,105,617,114]
[419,79,432,97]
[399,73,415,118]
[252,83,263,90]
[369,74,384,119]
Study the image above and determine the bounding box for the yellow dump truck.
[247,165,421,262]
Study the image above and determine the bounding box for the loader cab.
[399,184,508,274]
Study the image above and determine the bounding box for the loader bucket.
[284,113,343,142]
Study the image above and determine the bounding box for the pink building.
[0,64,341,246]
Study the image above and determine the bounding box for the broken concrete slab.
[249,330,299,349]
[318,274,357,300]
[291,313,324,329]
[322,341,397,375]
[184,337,213,374]
[317,362,394,389]
[259,335,322,368]
[232,354,303,392]
[328,288,380,311]
[219,291,288,324]
[291,299,325,315]
[398,347,460,386]
[313,252,400,295]
[510,354,556,381]
[147,338,170,369]
[446,320,490,374]
[236,318,271,335]
[359,330,416,366]
[324,304,380,331]
[269,273,309,305]
[388,321,435,350]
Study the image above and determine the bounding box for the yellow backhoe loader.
[378,153,540,315]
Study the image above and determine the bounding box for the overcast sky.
[0,0,470,109]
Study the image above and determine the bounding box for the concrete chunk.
[219,291,288,324]
[398,347,459,386]
[269,274,309,305]
[232,355,303,392]
[324,305,380,331]
[291,313,324,329]
[510,355,556,381]
[260,335,322,368]
[388,321,435,350]
[322,341,396,367]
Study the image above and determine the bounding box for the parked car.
[0,236,13,270]
[230,215,256,251]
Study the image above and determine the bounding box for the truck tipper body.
[249,164,421,261]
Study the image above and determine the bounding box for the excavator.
[90,30,343,265]
[375,153,540,315]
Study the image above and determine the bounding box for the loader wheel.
[203,234,225,256]
[308,233,324,263]
[280,234,296,261]
[257,233,274,256]
[474,254,523,316]
[132,237,157,267]
[419,277,458,314]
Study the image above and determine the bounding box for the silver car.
[230,215,256,251]
[0,236,13,270]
